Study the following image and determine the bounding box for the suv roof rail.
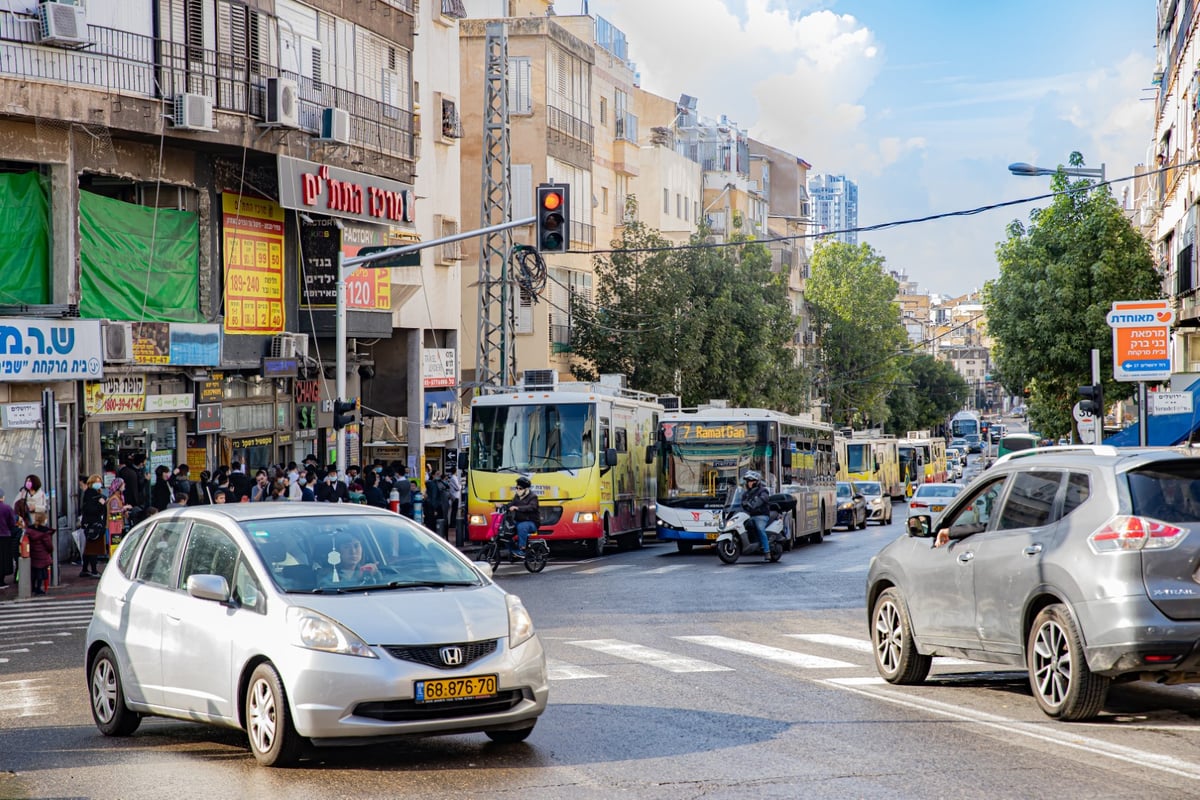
[992,444,1121,466]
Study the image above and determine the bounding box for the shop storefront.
[85,374,191,481]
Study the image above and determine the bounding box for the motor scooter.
[715,487,792,564]
[475,506,549,573]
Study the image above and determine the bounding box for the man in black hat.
[507,476,539,558]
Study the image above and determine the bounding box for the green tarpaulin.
[79,190,202,322]
[0,171,50,304]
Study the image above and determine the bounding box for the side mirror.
[645,445,655,464]
[604,448,618,467]
[187,574,231,603]
[906,515,931,537]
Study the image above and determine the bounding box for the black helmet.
[515,476,532,489]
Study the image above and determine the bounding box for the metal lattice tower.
[475,21,515,391]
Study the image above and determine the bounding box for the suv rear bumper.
[1076,597,1200,674]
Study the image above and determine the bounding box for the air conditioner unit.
[102,322,134,364]
[270,334,297,359]
[521,369,558,390]
[289,333,310,359]
[319,107,351,143]
[172,93,214,131]
[37,1,89,48]
[265,77,300,128]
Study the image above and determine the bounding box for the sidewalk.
[0,563,103,603]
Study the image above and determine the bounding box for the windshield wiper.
[307,586,346,594]
[495,465,525,473]
[386,580,478,589]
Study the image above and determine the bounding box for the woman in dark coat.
[80,473,106,578]
[150,466,172,513]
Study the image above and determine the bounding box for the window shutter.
[510,164,532,220]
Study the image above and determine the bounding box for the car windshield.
[916,485,961,499]
[836,483,854,499]
[243,514,483,593]
[858,482,883,496]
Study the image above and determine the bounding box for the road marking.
[642,564,693,574]
[786,634,986,666]
[566,639,732,673]
[0,678,53,717]
[820,676,1200,781]
[574,565,635,575]
[677,635,856,669]
[0,648,30,655]
[546,658,607,681]
[780,563,814,572]
[0,640,58,648]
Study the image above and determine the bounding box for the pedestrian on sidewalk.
[16,475,47,527]
[0,488,17,589]
[80,474,106,578]
[107,477,132,545]
[25,512,54,596]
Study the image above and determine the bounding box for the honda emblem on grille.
[440,646,464,666]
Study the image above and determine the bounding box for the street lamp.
[1008,162,1105,182]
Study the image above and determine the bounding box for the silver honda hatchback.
[867,446,1200,721]
[85,504,548,766]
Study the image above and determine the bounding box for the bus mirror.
[605,448,618,467]
[645,445,655,464]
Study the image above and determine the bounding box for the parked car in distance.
[856,480,893,525]
[85,504,548,766]
[907,483,963,519]
[868,445,1200,721]
[835,481,868,530]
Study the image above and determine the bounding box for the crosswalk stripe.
[0,610,94,621]
[574,565,635,575]
[0,648,30,655]
[546,658,607,680]
[781,563,814,572]
[566,639,732,673]
[642,564,693,574]
[676,635,856,669]
[0,678,52,717]
[0,599,96,609]
[786,633,986,666]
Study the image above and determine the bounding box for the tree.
[885,354,969,435]
[570,203,808,410]
[807,241,909,427]
[984,152,1160,439]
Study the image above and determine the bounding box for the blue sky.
[584,0,1154,296]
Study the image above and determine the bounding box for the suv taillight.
[1088,515,1188,553]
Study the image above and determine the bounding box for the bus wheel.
[629,528,644,549]
[676,541,694,554]
[589,527,608,558]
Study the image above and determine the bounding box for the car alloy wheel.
[89,646,141,736]
[871,588,931,685]
[246,663,303,766]
[1027,604,1109,721]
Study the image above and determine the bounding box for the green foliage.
[808,241,909,426]
[569,198,809,410]
[984,153,1159,438]
[885,354,969,434]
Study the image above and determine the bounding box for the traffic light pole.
[332,215,536,478]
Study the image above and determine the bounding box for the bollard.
[413,491,424,525]
[17,531,30,600]
[388,487,400,514]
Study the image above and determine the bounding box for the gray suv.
[867,445,1200,721]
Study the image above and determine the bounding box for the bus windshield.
[660,421,769,501]
[470,403,595,473]
[845,443,871,474]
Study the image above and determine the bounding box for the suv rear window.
[1128,464,1200,523]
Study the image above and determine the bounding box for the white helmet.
[743,470,762,483]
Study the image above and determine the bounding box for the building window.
[440,96,463,139]
[601,186,608,214]
[676,193,682,218]
[508,57,532,115]
[663,188,669,214]
[434,215,462,263]
[599,96,607,126]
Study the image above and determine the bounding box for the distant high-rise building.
[807,174,858,245]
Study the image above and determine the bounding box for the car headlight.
[287,606,377,659]
[839,502,854,510]
[507,594,535,648]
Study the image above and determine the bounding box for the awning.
[1104,377,1200,446]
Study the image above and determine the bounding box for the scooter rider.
[741,470,772,562]
[508,476,540,558]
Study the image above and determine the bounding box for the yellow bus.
[898,430,947,493]
[466,377,662,557]
[843,433,903,500]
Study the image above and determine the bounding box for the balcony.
[570,221,595,252]
[547,104,593,164]
[614,110,637,143]
[0,10,414,161]
[550,324,573,353]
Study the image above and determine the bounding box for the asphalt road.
[5,464,1200,798]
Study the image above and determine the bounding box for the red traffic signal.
[536,183,569,253]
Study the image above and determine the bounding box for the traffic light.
[1078,384,1102,416]
[536,183,569,253]
[333,397,358,430]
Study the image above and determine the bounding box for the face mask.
[92,482,101,490]
[298,478,307,486]
[374,467,383,473]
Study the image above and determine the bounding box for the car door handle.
[957,552,974,563]
[1023,544,1042,556]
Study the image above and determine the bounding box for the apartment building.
[0,0,426,512]
[808,173,858,245]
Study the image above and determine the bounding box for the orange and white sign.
[1108,300,1172,382]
